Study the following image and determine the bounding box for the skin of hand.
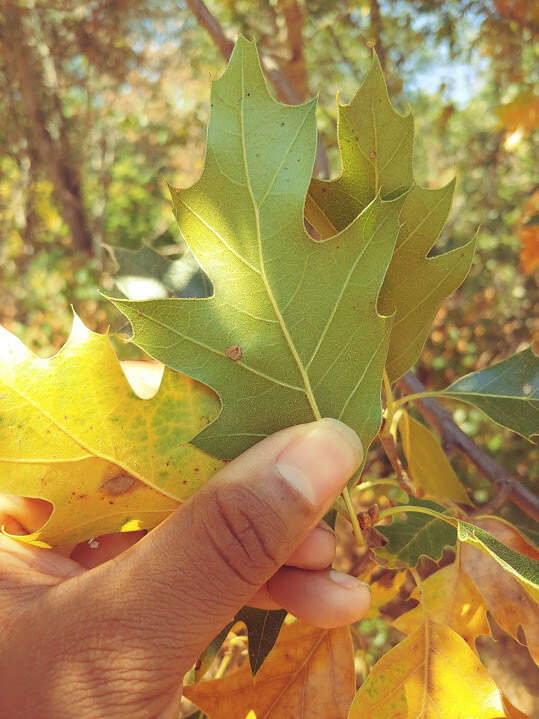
[0,364,370,718]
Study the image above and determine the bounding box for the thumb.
[45,420,361,687]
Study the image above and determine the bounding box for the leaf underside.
[376,497,457,566]
[307,53,476,381]
[112,38,403,461]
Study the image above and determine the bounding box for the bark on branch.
[399,372,539,522]
[278,0,309,99]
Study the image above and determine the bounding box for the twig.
[399,371,539,522]
[185,0,234,59]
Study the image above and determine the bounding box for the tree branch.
[278,0,309,99]
[399,372,539,522]
[185,0,329,178]
[185,0,234,59]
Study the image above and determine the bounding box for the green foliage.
[309,54,414,219]
[440,348,539,442]
[376,497,457,565]
[108,244,211,300]
[378,498,539,589]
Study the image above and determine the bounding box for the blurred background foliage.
[0,1,537,472]
[1,2,537,703]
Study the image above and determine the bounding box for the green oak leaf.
[438,347,539,442]
[107,244,211,300]
[307,54,476,381]
[376,497,457,566]
[378,183,476,380]
[235,607,287,676]
[309,52,413,224]
[377,500,539,590]
[458,520,539,592]
[193,607,287,680]
[112,37,403,460]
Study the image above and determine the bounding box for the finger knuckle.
[201,482,288,587]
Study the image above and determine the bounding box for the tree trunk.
[1,1,92,253]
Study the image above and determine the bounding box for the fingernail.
[329,569,368,590]
[275,418,363,507]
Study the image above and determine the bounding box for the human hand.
[0,382,369,718]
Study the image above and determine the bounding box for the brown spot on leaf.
[369,150,376,159]
[226,345,242,361]
[101,475,138,496]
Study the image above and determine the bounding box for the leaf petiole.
[382,368,394,432]
[342,486,365,547]
[376,503,458,529]
[391,391,443,411]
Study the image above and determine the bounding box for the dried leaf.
[397,411,472,505]
[362,568,408,619]
[393,562,490,648]
[185,621,355,719]
[461,517,539,665]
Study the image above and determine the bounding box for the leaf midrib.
[239,45,322,421]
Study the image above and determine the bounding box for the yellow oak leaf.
[398,411,472,505]
[392,562,490,648]
[184,621,355,719]
[349,619,506,718]
[361,567,408,620]
[0,316,223,546]
[461,517,539,665]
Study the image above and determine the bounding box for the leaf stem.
[376,504,458,529]
[342,485,365,547]
[391,391,442,411]
[382,368,394,432]
[354,478,403,492]
[410,567,425,611]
